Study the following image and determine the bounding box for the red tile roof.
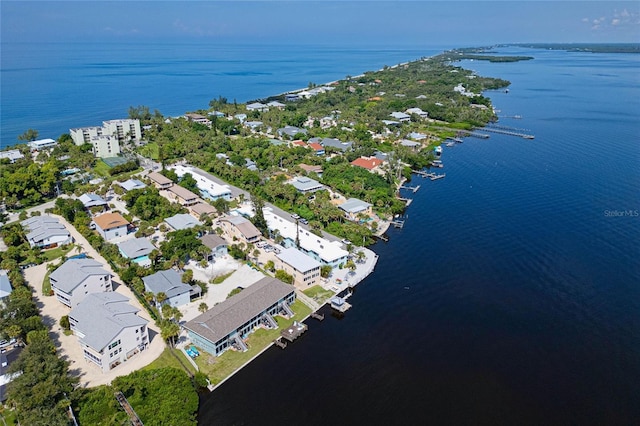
[351,157,383,170]
[308,142,324,151]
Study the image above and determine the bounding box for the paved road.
[26,214,166,388]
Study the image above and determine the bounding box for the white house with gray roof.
[338,198,373,221]
[118,237,155,267]
[290,176,324,194]
[263,209,348,268]
[276,247,322,287]
[69,292,149,373]
[277,126,307,139]
[184,276,296,356]
[0,150,24,163]
[21,215,73,249]
[50,259,112,307]
[117,179,147,192]
[142,269,192,308]
[165,213,202,231]
[320,137,353,152]
[79,193,108,209]
[246,102,268,112]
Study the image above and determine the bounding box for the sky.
[1,1,639,45]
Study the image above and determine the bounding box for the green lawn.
[41,244,74,262]
[42,270,52,296]
[303,285,335,305]
[194,299,312,385]
[138,142,159,160]
[210,271,234,284]
[93,160,111,177]
[143,347,197,376]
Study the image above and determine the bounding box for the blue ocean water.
[3,41,639,424]
[0,42,445,147]
[197,47,640,425]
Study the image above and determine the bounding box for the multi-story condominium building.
[276,247,322,287]
[69,292,149,373]
[49,258,112,307]
[184,277,295,357]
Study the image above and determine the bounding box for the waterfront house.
[351,156,383,172]
[50,258,112,307]
[143,269,193,308]
[290,177,324,194]
[165,213,202,231]
[263,209,348,268]
[27,138,57,151]
[0,149,24,163]
[0,271,12,302]
[147,171,173,190]
[117,179,147,192]
[400,139,421,151]
[276,247,322,287]
[407,131,427,141]
[338,198,373,221]
[219,215,261,244]
[285,93,300,102]
[92,212,130,241]
[200,233,228,261]
[166,185,200,207]
[118,237,155,268]
[184,276,296,356]
[68,292,149,373]
[21,215,72,249]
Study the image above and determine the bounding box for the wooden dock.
[115,392,143,426]
[399,184,420,193]
[458,130,490,139]
[391,220,405,228]
[310,311,325,321]
[397,197,412,206]
[280,321,308,342]
[481,127,534,139]
[274,338,287,349]
[430,173,446,181]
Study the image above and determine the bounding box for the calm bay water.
[199,47,640,425]
[3,42,639,424]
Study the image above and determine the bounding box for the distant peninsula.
[513,43,640,54]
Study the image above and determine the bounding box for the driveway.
[24,215,165,388]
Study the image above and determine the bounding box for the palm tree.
[198,302,208,313]
[156,292,167,311]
